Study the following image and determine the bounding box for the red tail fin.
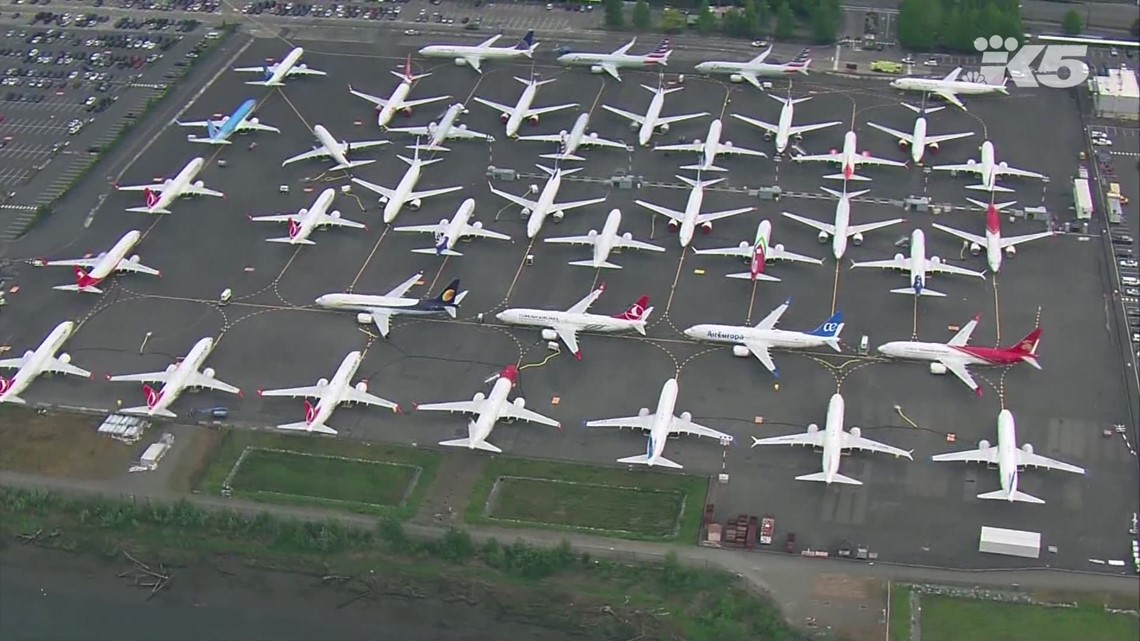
[615,296,650,321]
[404,53,413,82]
[288,219,301,238]
[144,188,159,208]
[1008,327,1042,355]
[143,384,160,408]
[0,377,10,394]
[73,266,100,289]
[304,398,317,423]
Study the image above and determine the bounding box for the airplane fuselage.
[646,379,680,463]
[876,340,1022,367]
[383,162,424,223]
[525,172,564,238]
[994,409,1020,499]
[678,184,705,247]
[774,103,795,153]
[471,375,514,443]
[440,199,477,250]
[147,338,214,414]
[316,293,416,312]
[0,322,75,401]
[697,119,724,169]
[558,52,656,69]
[419,44,528,64]
[907,229,929,294]
[639,91,667,147]
[752,220,772,276]
[910,118,928,164]
[431,104,464,145]
[505,82,540,138]
[217,99,256,140]
[562,113,589,155]
[893,76,1003,97]
[592,209,622,264]
[694,60,802,78]
[294,189,336,240]
[150,157,205,210]
[378,81,413,128]
[830,197,853,258]
[684,323,831,351]
[314,125,351,167]
[264,47,304,85]
[310,351,363,427]
[89,231,143,280]
[496,308,636,334]
[819,394,846,484]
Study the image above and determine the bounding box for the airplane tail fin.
[978,488,1044,504]
[796,471,862,485]
[431,280,466,317]
[206,121,220,139]
[394,53,430,83]
[440,437,502,453]
[676,174,724,189]
[646,39,671,65]
[615,297,652,327]
[277,421,338,435]
[807,313,844,350]
[72,267,103,292]
[1005,327,1042,369]
[569,259,620,269]
[617,453,683,469]
[515,30,536,52]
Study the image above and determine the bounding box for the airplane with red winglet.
[793,130,906,181]
[932,198,1054,273]
[694,220,823,281]
[258,351,400,436]
[0,321,93,405]
[107,337,240,418]
[414,364,560,453]
[35,230,159,293]
[348,54,450,129]
[876,315,1042,396]
[249,188,366,245]
[116,157,223,214]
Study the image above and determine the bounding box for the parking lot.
[2,36,1137,572]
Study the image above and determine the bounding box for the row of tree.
[897,0,1024,52]
[604,0,842,43]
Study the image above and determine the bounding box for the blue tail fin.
[207,121,220,140]
[808,312,843,338]
[515,30,535,50]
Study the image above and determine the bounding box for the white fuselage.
[505,82,540,138]
[383,161,424,223]
[431,104,464,146]
[439,199,477,250]
[684,323,832,351]
[837,130,858,175]
[147,338,214,415]
[419,43,527,64]
[153,157,204,210]
[677,183,706,248]
[265,47,304,85]
[774,102,795,153]
[906,229,929,294]
[694,119,723,170]
[309,351,363,428]
[496,308,637,334]
[89,231,143,280]
[974,141,999,190]
[695,60,800,79]
[315,293,415,313]
[893,76,1001,97]
[984,228,1004,273]
[994,410,1021,499]
[818,394,848,483]
[561,113,590,155]
[314,125,351,167]
[469,375,514,444]
[559,51,652,70]
[909,118,928,164]
[378,80,413,128]
[526,171,565,238]
[591,209,622,265]
[0,322,75,401]
[876,340,983,366]
[638,90,668,147]
[292,189,336,240]
[645,379,681,463]
[829,196,854,259]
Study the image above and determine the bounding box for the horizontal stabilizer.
[978,488,1044,504]
[52,284,103,294]
[569,259,620,269]
[617,454,683,469]
[408,144,450,152]
[266,237,316,245]
[967,184,1014,193]
[726,272,780,282]
[0,394,26,405]
[277,422,338,435]
[541,153,586,161]
[824,173,871,182]
[681,163,726,172]
[120,405,177,418]
[126,207,171,214]
[890,287,946,297]
[412,247,462,257]
[440,437,502,453]
[186,137,231,145]
[796,471,862,485]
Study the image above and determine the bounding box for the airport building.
[1092,68,1139,121]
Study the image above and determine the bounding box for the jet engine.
[897,138,910,149]
[499,113,510,124]
[165,364,177,372]
[128,254,141,264]
[771,243,786,262]
[728,73,745,84]
[541,328,558,341]
[587,132,600,140]
[520,207,532,219]
[762,130,774,141]
[849,427,862,438]
[817,231,830,244]
[736,240,750,255]
[297,63,309,69]
[454,57,469,67]
[552,209,565,221]
[21,350,33,360]
[470,220,484,230]
[701,221,713,233]
[680,411,693,422]
[330,210,344,219]
[691,137,701,145]
[378,195,391,205]
[977,439,992,450]
[528,114,540,125]
[587,229,600,238]
[806,423,819,434]
[1005,245,1017,257]
[893,252,905,262]
[929,362,948,375]
[193,180,205,189]
[998,161,1009,169]
[966,158,978,167]
[472,392,487,402]
[58,353,72,364]
[927,141,940,153]
[356,313,373,325]
[402,106,413,116]
[317,377,330,387]
[655,122,671,134]
[620,231,633,241]
[202,367,216,379]
[852,231,865,245]
[409,198,423,211]
[1021,443,1034,454]
[731,345,750,357]
[249,117,260,125]
[513,397,526,408]
[723,140,734,149]
[793,132,804,142]
[590,64,605,74]
[667,219,680,232]
[637,407,651,417]
[355,381,368,393]
[929,255,943,265]
[969,242,983,255]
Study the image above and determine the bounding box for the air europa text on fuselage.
[709,331,745,341]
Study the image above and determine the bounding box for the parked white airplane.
[586,378,732,469]
[544,208,664,269]
[0,321,91,404]
[394,198,511,256]
[234,47,326,86]
[694,220,823,281]
[473,76,578,139]
[876,315,1043,397]
[415,364,559,453]
[602,76,708,147]
[890,67,1008,111]
[387,103,495,151]
[351,146,463,224]
[116,157,223,214]
[684,300,843,377]
[496,284,653,360]
[654,118,766,172]
[176,98,280,145]
[348,54,449,128]
[781,186,902,259]
[751,394,912,485]
[931,140,1045,193]
[107,337,240,418]
[488,164,607,239]
[418,31,538,74]
[282,124,389,171]
[518,112,631,161]
[851,229,986,297]
[248,188,366,245]
[932,198,1053,273]
[931,409,1085,504]
[866,104,973,165]
[258,351,400,435]
[694,46,812,89]
[732,95,841,154]
[36,230,159,293]
[557,38,671,81]
[793,130,907,181]
[635,175,754,248]
[315,273,467,337]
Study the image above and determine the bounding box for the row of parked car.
[112,0,220,11]
[113,17,202,31]
[29,12,111,28]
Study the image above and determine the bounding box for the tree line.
[897,0,1024,52]
[605,0,843,44]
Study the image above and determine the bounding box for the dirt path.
[412,452,488,526]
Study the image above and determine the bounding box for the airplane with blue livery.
[683,299,844,378]
[850,228,985,297]
[177,98,281,145]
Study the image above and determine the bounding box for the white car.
[1121,259,1138,268]
[1093,138,1113,146]
[751,40,769,48]
[923,58,938,67]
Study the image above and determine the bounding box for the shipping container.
[978,526,1041,559]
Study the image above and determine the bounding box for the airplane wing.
[932,223,985,246]
[318,213,367,230]
[731,114,778,135]
[516,133,562,143]
[180,183,224,198]
[931,89,966,111]
[938,358,980,392]
[450,126,495,141]
[384,272,424,298]
[176,118,216,128]
[580,135,630,151]
[793,151,844,164]
[462,223,511,241]
[597,63,621,82]
[697,207,755,225]
[781,211,836,236]
[477,34,502,47]
[754,300,789,330]
[752,429,825,448]
[693,244,749,259]
[287,66,326,77]
[653,141,704,153]
[749,46,773,64]
[108,370,171,384]
[41,256,100,268]
[472,97,515,116]
[743,339,778,374]
[993,164,1045,180]
[115,259,160,276]
[40,356,91,378]
[1015,449,1085,475]
[258,384,325,398]
[543,234,597,247]
[552,196,607,212]
[634,200,684,223]
[392,223,440,235]
[233,64,271,73]
[348,86,386,107]
[768,245,823,265]
[925,259,986,279]
[553,325,580,355]
[716,143,767,158]
[586,414,654,430]
[386,125,431,136]
[351,177,396,200]
[925,131,974,145]
[612,38,637,56]
[947,317,979,347]
[116,181,166,193]
[567,287,605,314]
[734,73,763,90]
[463,56,484,74]
[499,401,560,427]
[788,121,844,137]
[403,95,451,109]
[614,236,665,252]
[340,386,400,411]
[1000,230,1053,249]
[189,371,240,394]
[856,153,907,168]
[931,162,980,175]
[851,255,907,271]
[668,416,733,441]
[848,218,904,237]
[416,399,484,414]
[409,185,464,201]
[526,103,580,119]
[932,445,998,464]
[249,213,299,223]
[601,104,645,126]
[238,120,281,134]
[657,112,709,127]
[866,121,913,143]
[0,355,26,369]
[368,310,396,337]
[842,430,912,459]
[283,147,331,166]
[342,140,389,152]
[489,184,538,210]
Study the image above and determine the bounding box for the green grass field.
[888,583,912,641]
[467,458,708,542]
[197,430,441,518]
[922,595,1140,641]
